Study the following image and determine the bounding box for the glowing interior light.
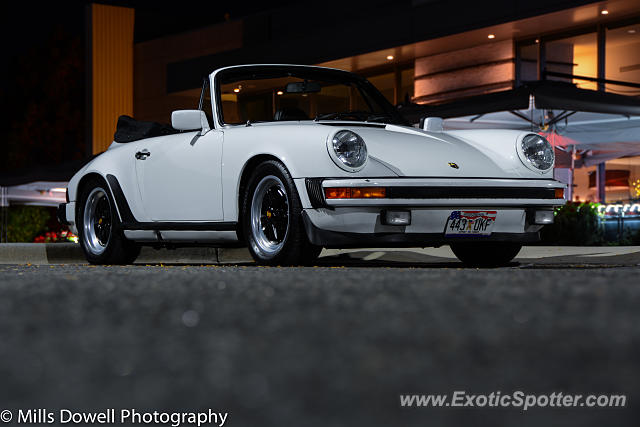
[487,34,496,39]
[386,55,394,60]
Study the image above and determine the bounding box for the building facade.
[90,0,640,204]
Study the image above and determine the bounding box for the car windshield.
[216,66,406,125]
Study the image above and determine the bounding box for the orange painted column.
[91,3,134,154]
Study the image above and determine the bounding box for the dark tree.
[1,6,85,175]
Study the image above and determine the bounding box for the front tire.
[241,160,321,266]
[450,243,522,267]
[77,178,140,265]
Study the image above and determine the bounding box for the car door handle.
[135,150,151,160]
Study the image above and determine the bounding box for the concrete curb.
[0,243,254,265]
[1,244,639,265]
[0,243,51,265]
[217,247,253,264]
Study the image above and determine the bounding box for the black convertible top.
[113,115,178,143]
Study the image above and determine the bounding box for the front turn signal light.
[325,187,350,199]
[325,187,387,199]
[351,187,386,198]
[555,188,565,199]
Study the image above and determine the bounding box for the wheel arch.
[77,172,108,194]
[76,173,110,222]
[75,172,133,225]
[236,154,292,241]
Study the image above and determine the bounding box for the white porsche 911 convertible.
[58,64,566,266]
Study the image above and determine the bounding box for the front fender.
[67,140,151,223]
[221,123,399,221]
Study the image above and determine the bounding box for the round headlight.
[520,134,554,171]
[330,130,368,171]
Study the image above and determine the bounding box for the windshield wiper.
[314,112,338,121]
[364,113,393,123]
[314,111,370,121]
[314,111,395,123]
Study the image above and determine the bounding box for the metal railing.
[542,70,640,91]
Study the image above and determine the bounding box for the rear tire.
[241,160,321,266]
[450,243,522,267]
[77,177,141,265]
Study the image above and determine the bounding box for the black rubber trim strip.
[105,174,237,232]
[120,222,237,231]
[318,122,386,128]
[301,210,540,248]
[320,177,561,181]
[56,203,69,226]
[384,186,558,199]
[106,174,137,223]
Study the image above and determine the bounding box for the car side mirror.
[171,110,210,132]
[421,117,443,132]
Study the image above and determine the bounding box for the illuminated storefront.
[315,13,640,206]
[572,156,640,203]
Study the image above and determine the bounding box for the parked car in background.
[58,64,566,266]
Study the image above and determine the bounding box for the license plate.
[444,210,497,236]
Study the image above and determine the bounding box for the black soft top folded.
[113,115,178,143]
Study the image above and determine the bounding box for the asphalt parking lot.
[1,251,639,426]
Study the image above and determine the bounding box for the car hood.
[324,123,525,178]
[231,121,547,179]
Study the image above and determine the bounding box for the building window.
[571,157,640,203]
[362,67,414,105]
[400,68,415,104]
[517,42,538,83]
[545,33,598,90]
[366,72,395,104]
[606,23,640,96]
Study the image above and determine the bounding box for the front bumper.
[57,202,77,234]
[301,207,546,248]
[57,203,69,225]
[296,177,566,248]
[303,212,540,248]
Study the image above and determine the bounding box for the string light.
[632,178,640,198]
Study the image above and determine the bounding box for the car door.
[134,130,224,221]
